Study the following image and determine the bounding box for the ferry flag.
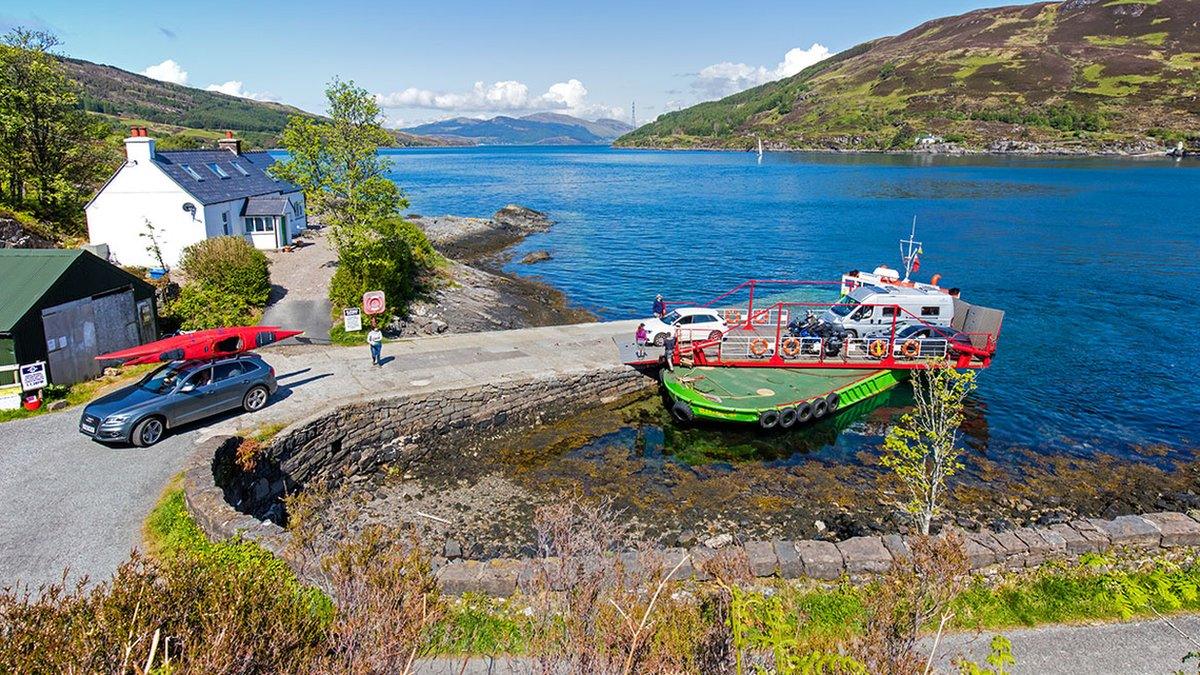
[912,254,921,272]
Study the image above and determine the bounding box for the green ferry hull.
[662,366,905,424]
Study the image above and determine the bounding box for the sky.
[5,0,1014,128]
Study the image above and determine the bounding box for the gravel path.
[260,227,335,344]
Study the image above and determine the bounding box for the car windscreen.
[662,310,681,324]
[829,295,859,317]
[139,363,188,395]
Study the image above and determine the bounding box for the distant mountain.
[59,57,458,148]
[403,113,634,145]
[619,0,1200,153]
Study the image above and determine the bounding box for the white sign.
[19,361,47,392]
[342,308,362,332]
[362,290,386,315]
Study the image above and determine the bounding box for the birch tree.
[880,362,977,535]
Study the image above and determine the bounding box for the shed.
[0,249,157,386]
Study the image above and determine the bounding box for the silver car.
[79,354,278,447]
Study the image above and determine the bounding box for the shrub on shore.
[166,236,272,329]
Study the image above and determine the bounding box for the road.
[0,320,638,590]
[259,227,335,344]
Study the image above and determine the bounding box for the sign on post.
[362,290,386,315]
[342,308,362,332]
[19,361,47,392]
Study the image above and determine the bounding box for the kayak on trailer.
[96,326,303,365]
[662,366,905,429]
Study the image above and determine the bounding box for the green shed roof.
[0,249,84,332]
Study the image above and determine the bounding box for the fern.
[958,635,1015,675]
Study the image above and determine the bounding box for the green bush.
[328,216,437,315]
[179,236,272,306]
[169,283,258,329]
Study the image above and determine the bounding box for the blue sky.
[7,0,1011,127]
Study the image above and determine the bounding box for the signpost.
[362,290,386,316]
[342,308,363,332]
[19,361,47,392]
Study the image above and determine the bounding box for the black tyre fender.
[759,409,780,430]
[812,397,829,419]
[796,402,813,423]
[671,400,695,423]
[131,415,166,448]
[826,392,840,413]
[778,407,798,428]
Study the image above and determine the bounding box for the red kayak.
[96,326,303,365]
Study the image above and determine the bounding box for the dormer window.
[181,164,204,181]
[231,162,250,176]
[207,163,230,179]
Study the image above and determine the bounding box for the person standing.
[652,294,666,318]
[367,322,383,366]
[635,322,649,358]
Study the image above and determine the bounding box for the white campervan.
[823,283,955,337]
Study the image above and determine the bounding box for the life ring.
[759,409,780,429]
[825,392,840,413]
[749,338,771,357]
[724,309,740,324]
[780,337,801,358]
[901,339,921,358]
[868,339,889,358]
[671,400,695,423]
[812,397,829,419]
[778,407,798,428]
[796,402,813,423]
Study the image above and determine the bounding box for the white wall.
[286,192,308,236]
[203,200,242,239]
[85,162,209,269]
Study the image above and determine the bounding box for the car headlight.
[103,414,131,425]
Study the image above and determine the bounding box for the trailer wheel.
[825,392,840,413]
[796,402,813,423]
[759,410,780,430]
[812,397,829,419]
[671,401,695,423]
[778,407,798,428]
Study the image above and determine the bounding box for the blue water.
[379,146,1200,458]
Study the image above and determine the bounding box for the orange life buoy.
[930,274,942,287]
[868,339,888,358]
[901,339,921,358]
[724,309,740,324]
[749,338,770,357]
[781,337,801,357]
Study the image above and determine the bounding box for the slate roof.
[243,192,291,217]
[151,150,301,206]
[0,249,83,331]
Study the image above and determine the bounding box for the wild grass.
[0,362,157,424]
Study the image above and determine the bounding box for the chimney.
[124,127,155,163]
[218,130,242,155]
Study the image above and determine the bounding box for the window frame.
[207,163,230,179]
[181,164,204,181]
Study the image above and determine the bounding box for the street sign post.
[343,308,363,332]
[362,290,386,315]
[19,361,47,392]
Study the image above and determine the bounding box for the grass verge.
[0,363,157,424]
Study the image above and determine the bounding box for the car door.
[692,313,719,340]
[674,315,695,341]
[169,366,214,425]
[211,360,250,413]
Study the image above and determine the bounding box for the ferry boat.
[618,228,1004,428]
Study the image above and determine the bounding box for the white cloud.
[205,80,275,102]
[140,59,188,85]
[693,44,831,99]
[375,78,625,121]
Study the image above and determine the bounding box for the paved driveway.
[260,227,335,344]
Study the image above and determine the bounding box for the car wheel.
[243,385,270,412]
[844,329,857,338]
[132,416,165,448]
[708,330,722,341]
[653,333,666,347]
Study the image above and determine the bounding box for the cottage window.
[231,162,250,176]
[221,212,230,235]
[207,163,230,179]
[245,216,275,233]
[181,164,204,181]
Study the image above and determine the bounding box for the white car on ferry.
[643,308,728,345]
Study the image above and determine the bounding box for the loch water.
[382,146,1199,462]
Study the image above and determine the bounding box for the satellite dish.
[182,202,196,215]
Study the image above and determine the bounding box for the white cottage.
[86,128,307,269]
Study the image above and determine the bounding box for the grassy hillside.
[619,0,1200,152]
[61,57,460,148]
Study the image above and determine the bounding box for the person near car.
[367,323,384,366]
[662,332,676,371]
[635,323,649,358]
[652,294,666,318]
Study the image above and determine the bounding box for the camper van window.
[830,296,858,317]
[882,307,896,317]
[852,305,873,320]
[921,306,940,316]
